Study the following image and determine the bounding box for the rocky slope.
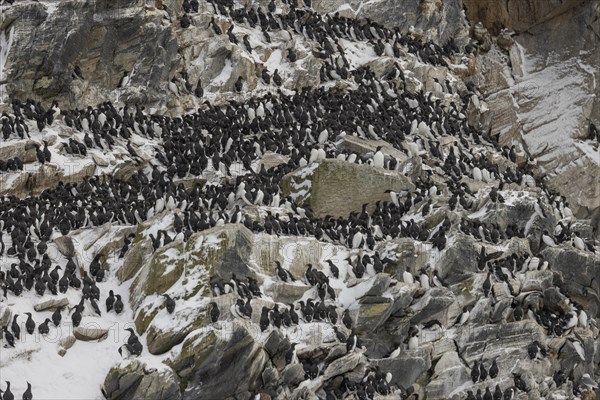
[0,0,598,399]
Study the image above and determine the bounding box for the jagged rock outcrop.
[543,245,600,317]
[314,0,469,44]
[0,0,179,108]
[167,323,268,400]
[465,0,600,222]
[103,360,182,400]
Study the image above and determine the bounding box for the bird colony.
[0,0,598,399]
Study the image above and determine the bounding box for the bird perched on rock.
[209,302,220,323]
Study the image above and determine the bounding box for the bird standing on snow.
[2,381,14,400]
[106,290,115,312]
[114,294,124,314]
[22,381,33,400]
[163,294,175,313]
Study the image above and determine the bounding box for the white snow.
[0,228,144,399]
[41,0,59,16]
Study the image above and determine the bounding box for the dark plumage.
[163,294,176,313]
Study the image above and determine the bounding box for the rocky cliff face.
[0,0,598,400]
[2,0,597,222]
[464,0,600,221]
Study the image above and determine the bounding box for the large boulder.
[0,138,37,163]
[377,238,431,279]
[117,237,154,282]
[372,349,432,389]
[543,246,600,317]
[0,0,178,108]
[53,236,76,258]
[131,224,258,354]
[102,360,181,400]
[131,223,255,310]
[0,160,96,198]
[436,232,482,284]
[337,136,409,163]
[73,327,109,341]
[455,320,546,362]
[322,351,366,381]
[409,287,456,326]
[33,297,69,312]
[426,351,470,400]
[281,159,415,218]
[167,323,268,400]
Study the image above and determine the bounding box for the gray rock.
[322,352,366,381]
[543,246,600,317]
[261,364,279,391]
[175,322,268,400]
[337,136,409,164]
[466,95,493,133]
[34,297,69,312]
[257,152,290,171]
[53,235,76,258]
[281,364,305,387]
[281,159,414,218]
[541,287,571,314]
[378,238,430,280]
[58,335,77,356]
[436,233,480,284]
[0,160,96,198]
[389,284,415,317]
[113,160,145,181]
[409,287,455,325]
[363,273,392,298]
[324,344,349,363]
[263,329,290,360]
[117,237,153,282]
[466,0,600,219]
[73,327,109,341]
[558,338,592,376]
[455,320,546,362]
[269,282,310,305]
[372,349,432,389]
[521,270,554,293]
[468,297,493,325]
[91,152,110,167]
[1,0,178,109]
[355,298,394,335]
[130,224,260,356]
[0,139,37,164]
[0,305,12,329]
[103,360,181,400]
[426,351,470,400]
